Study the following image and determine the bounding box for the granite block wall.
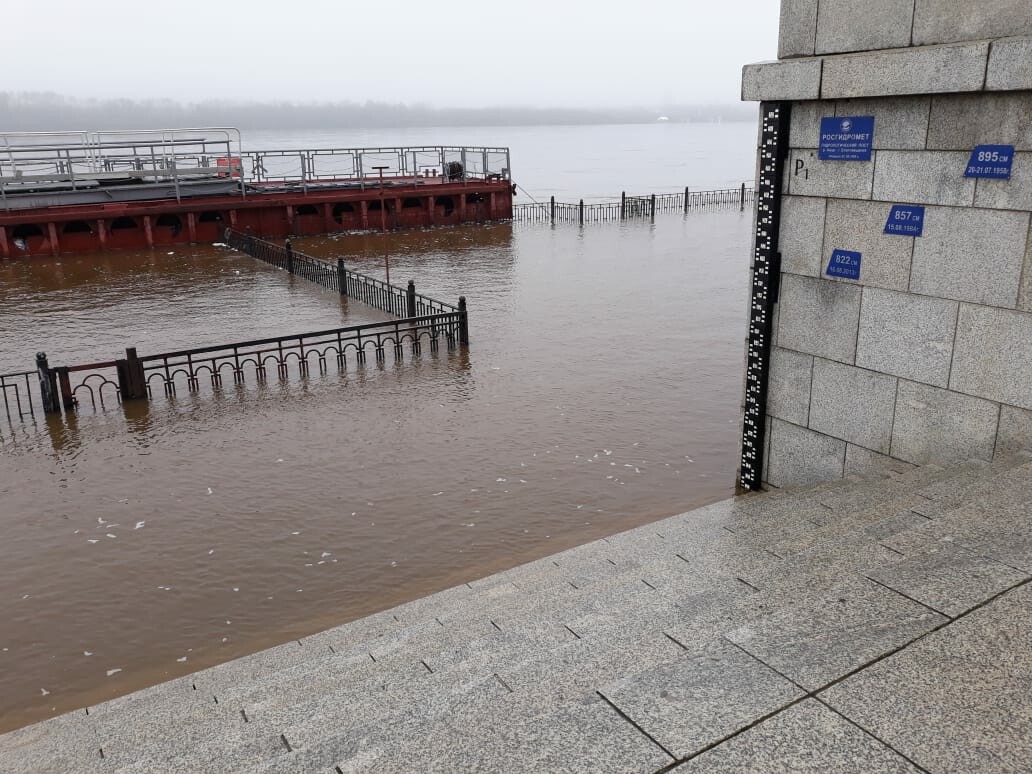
[763,91,1032,486]
[745,2,1032,488]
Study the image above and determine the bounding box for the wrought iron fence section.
[136,315,461,397]
[511,185,754,225]
[226,231,458,317]
[0,370,38,423]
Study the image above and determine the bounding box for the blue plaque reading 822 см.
[826,249,862,280]
[819,116,875,161]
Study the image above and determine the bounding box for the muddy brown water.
[0,206,752,733]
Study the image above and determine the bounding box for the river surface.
[0,122,755,732]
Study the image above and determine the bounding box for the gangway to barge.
[0,128,513,257]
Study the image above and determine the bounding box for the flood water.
[0,122,756,732]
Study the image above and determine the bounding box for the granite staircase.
[2,451,1030,773]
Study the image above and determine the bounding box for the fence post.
[458,296,469,345]
[337,258,347,296]
[550,196,555,225]
[620,191,626,219]
[407,280,417,318]
[35,352,60,414]
[117,347,148,401]
[740,182,746,211]
[579,199,584,225]
[56,367,76,410]
[650,194,656,223]
[684,187,689,215]
[285,239,295,274]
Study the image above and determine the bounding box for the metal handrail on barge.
[0,128,511,210]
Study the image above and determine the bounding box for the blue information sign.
[826,249,862,280]
[965,145,1014,179]
[884,205,926,237]
[819,116,875,161]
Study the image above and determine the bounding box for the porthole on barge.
[0,129,514,257]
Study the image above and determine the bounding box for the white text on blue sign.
[826,249,862,280]
[818,116,875,162]
[965,145,1014,179]
[884,205,925,237]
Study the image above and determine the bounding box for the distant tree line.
[0,92,756,132]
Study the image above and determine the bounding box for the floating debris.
[106,668,122,677]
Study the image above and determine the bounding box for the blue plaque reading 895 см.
[826,250,862,280]
[965,145,1014,179]
[884,205,925,237]
[819,116,875,161]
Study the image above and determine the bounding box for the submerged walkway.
[2,452,1030,772]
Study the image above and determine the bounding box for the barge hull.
[0,179,514,258]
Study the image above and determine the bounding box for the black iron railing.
[0,369,38,424]
[226,231,458,317]
[512,185,755,225]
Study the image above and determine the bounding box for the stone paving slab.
[669,699,923,773]
[821,582,1032,773]
[725,575,946,690]
[599,638,803,759]
[865,542,1028,617]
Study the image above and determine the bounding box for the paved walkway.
[2,452,1030,773]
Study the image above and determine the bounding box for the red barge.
[0,129,514,258]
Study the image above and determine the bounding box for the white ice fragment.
[576,505,583,509]
[496,478,507,483]
[167,251,175,255]
[390,561,398,567]
[208,550,215,555]
[21,594,30,600]
[207,487,213,495]
[118,498,128,504]
[83,651,93,656]
[134,521,145,529]
[176,657,187,663]
[106,533,117,539]
[291,531,300,535]
[320,552,331,558]
[97,517,106,525]
[296,589,303,592]
[40,689,49,696]
[276,458,284,463]
[73,530,80,534]
[232,587,239,592]
[603,449,612,455]
[464,523,476,527]
[106,668,122,677]
[432,492,444,496]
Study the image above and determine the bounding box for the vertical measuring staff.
[739,102,791,492]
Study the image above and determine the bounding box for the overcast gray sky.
[5,1,777,107]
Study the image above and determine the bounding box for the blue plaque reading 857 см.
[884,205,925,237]
[819,116,875,161]
[826,250,862,280]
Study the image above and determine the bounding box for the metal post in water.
[684,186,690,215]
[117,347,148,401]
[35,352,60,414]
[407,280,417,318]
[285,239,295,274]
[337,258,347,296]
[650,194,656,223]
[56,367,75,410]
[620,191,626,220]
[458,296,469,345]
[740,182,747,211]
[579,200,584,225]
[550,196,555,225]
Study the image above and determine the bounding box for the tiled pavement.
[2,452,1030,773]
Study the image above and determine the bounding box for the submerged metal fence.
[225,231,458,317]
[3,233,469,424]
[512,184,754,225]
